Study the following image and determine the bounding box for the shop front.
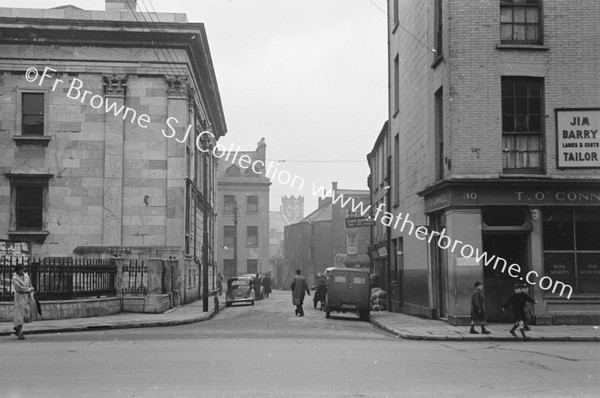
[420,179,600,325]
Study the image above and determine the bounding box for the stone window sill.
[12,136,51,146]
[8,230,49,243]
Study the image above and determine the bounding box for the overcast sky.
[9,0,388,213]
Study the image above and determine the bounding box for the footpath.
[1,299,599,341]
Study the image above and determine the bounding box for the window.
[224,226,235,247]
[434,88,444,180]
[347,208,357,218]
[246,259,258,275]
[224,195,235,213]
[247,195,258,212]
[16,187,44,229]
[347,233,358,255]
[22,93,45,135]
[501,77,544,171]
[247,226,258,247]
[223,259,235,279]
[7,174,52,240]
[500,0,541,44]
[434,0,443,56]
[543,209,600,295]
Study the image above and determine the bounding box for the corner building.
[386,0,600,325]
[0,0,226,301]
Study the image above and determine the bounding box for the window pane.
[513,25,526,41]
[515,98,528,112]
[514,82,527,97]
[515,114,528,131]
[224,195,235,213]
[502,116,515,132]
[577,254,600,294]
[513,8,526,23]
[575,211,600,250]
[528,98,540,114]
[500,8,513,23]
[526,8,539,22]
[528,115,541,132]
[543,211,574,250]
[543,252,576,294]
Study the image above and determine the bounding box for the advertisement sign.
[556,109,600,168]
[346,216,376,228]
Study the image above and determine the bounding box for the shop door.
[483,234,528,322]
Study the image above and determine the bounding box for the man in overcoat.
[290,269,310,316]
[12,263,36,340]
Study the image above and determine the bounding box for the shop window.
[247,226,258,247]
[247,195,258,212]
[543,209,600,295]
[500,0,542,44]
[501,77,544,172]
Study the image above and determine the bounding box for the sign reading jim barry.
[556,108,600,168]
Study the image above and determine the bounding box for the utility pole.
[233,199,238,277]
[202,148,209,312]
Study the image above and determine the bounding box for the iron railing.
[0,257,117,301]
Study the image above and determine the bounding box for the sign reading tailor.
[556,109,600,168]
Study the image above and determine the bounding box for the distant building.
[374,0,600,325]
[284,182,370,288]
[269,195,304,288]
[216,139,270,278]
[0,0,226,304]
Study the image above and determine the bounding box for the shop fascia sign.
[556,108,600,168]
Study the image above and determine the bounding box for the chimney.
[256,137,266,162]
[332,181,338,194]
[106,0,137,11]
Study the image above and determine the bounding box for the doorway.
[482,233,529,322]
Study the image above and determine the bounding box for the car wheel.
[226,302,231,308]
[250,300,254,306]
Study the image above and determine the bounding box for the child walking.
[470,281,490,334]
[502,283,537,341]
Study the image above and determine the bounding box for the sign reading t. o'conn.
[556,108,600,168]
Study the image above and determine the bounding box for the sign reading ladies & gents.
[556,108,600,168]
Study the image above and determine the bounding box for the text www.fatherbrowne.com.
[311,185,573,299]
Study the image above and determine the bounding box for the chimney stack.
[106,0,137,11]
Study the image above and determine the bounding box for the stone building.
[377,0,600,324]
[284,182,370,288]
[0,0,226,303]
[216,138,271,279]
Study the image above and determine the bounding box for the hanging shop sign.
[346,216,376,228]
[556,108,600,169]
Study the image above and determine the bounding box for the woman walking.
[12,263,35,340]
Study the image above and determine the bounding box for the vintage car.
[225,276,255,307]
[324,267,371,321]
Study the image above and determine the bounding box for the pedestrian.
[254,274,262,300]
[521,284,534,331]
[470,281,490,334]
[216,272,224,296]
[262,273,272,298]
[502,283,537,341]
[313,274,327,310]
[291,269,310,316]
[12,263,36,340]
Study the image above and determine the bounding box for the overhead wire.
[367,0,436,53]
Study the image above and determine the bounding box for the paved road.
[1,290,598,397]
